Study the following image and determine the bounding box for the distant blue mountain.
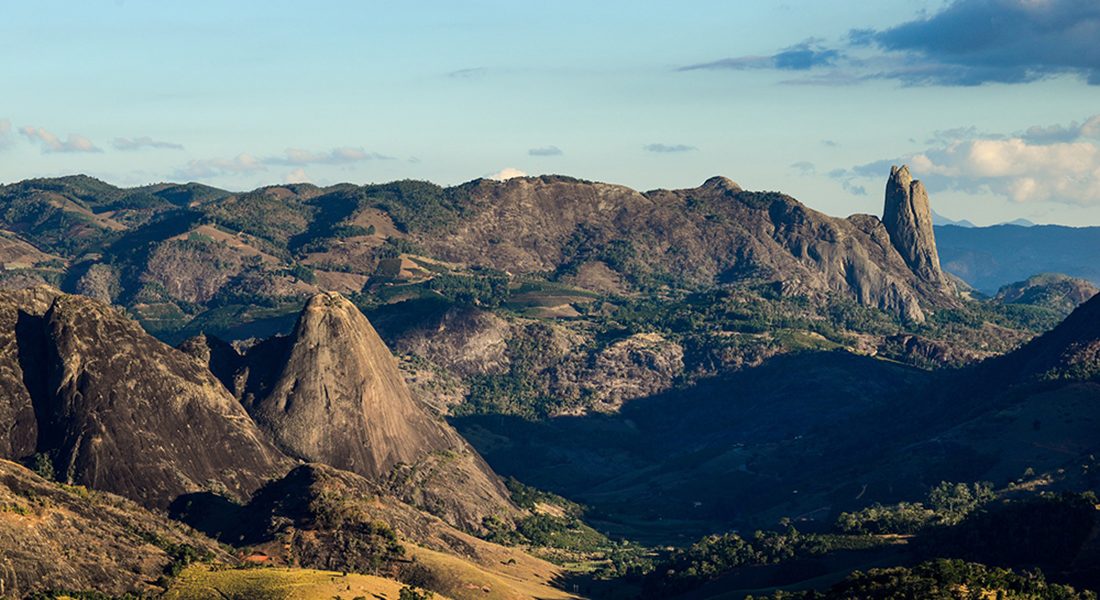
[935,224,1100,294]
[931,210,975,228]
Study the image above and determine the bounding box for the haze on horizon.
[2,0,1100,226]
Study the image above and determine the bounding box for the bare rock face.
[882,165,947,286]
[237,292,515,531]
[584,333,684,412]
[244,292,458,474]
[0,286,61,458]
[0,289,291,509]
[392,307,512,378]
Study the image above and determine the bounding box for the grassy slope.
[165,566,430,600]
[410,544,578,600]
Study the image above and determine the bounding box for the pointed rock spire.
[242,291,516,530]
[883,165,946,285]
[247,292,457,476]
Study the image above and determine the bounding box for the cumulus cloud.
[174,153,266,180]
[644,143,696,153]
[906,138,1100,204]
[835,116,1100,206]
[528,145,563,157]
[113,136,184,151]
[284,168,309,184]
[19,126,101,153]
[683,0,1100,86]
[264,147,392,166]
[486,167,527,181]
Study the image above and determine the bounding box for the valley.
[0,166,1095,599]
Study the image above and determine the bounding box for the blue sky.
[2,0,1100,225]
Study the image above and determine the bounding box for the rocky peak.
[241,292,515,531]
[882,165,947,286]
[701,175,743,193]
[246,292,456,476]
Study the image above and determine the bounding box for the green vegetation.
[747,559,1096,599]
[358,180,471,234]
[555,225,642,282]
[484,478,607,552]
[162,543,210,578]
[644,526,893,595]
[834,501,936,535]
[202,190,313,247]
[457,321,577,418]
[921,491,1099,569]
[427,271,510,307]
[30,452,56,481]
[835,481,995,534]
[398,586,434,600]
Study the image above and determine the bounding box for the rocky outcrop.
[994,273,1099,315]
[232,292,516,531]
[584,333,684,412]
[242,292,460,474]
[879,333,983,369]
[882,165,947,286]
[0,288,291,509]
[392,307,512,377]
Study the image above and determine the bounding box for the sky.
[2,0,1100,225]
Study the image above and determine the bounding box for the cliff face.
[0,288,291,509]
[883,165,947,286]
[218,292,515,531]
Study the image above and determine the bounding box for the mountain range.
[0,166,1096,598]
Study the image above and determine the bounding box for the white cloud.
[113,136,184,151]
[840,116,1100,207]
[486,167,527,181]
[908,138,1100,204]
[265,147,392,166]
[19,126,101,153]
[173,153,266,180]
[283,168,309,184]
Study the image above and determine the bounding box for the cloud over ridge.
[19,126,101,153]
